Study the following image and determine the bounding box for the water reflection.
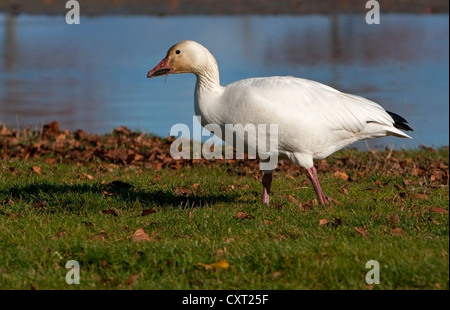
[0,14,448,149]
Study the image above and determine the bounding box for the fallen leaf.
[319,219,329,226]
[82,221,94,227]
[50,231,66,240]
[174,186,192,197]
[102,209,118,217]
[198,259,229,270]
[32,166,42,175]
[33,201,44,210]
[270,271,282,279]
[102,190,113,196]
[394,184,405,191]
[355,226,368,237]
[430,207,448,215]
[387,214,400,226]
[132,228,151,243]
[413,193,429,200]
[141,207,156,216]
[126,275,138,287]
[44,158,57,165]
[236,211,255,220]
[263,219,273,225]
[215,248,226,257]
[390,227,405,236]
[333,171,349,180]
[90,230,107,241]
[192,183,200,189]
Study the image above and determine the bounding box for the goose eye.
[175,50,181,55]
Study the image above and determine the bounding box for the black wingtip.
[387,111,414,132]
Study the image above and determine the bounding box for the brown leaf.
[270,271,282,279]
[430,207,448,215]
[90,230,107,241]
[192,183,200,189]
[44,158,57,165]
[132,228,151,243]
[394,184,405,191]
[50,231,66,240]
[126,275,138,287]
[333,171,349,180]
[263,219,273,225]
[102,209,118,217]
[112,126,132,136]
[33,201,44,210]
[413,193,429,200]
[387,214,400,226]
[102,190,113,196]
[236,211,255,220]
[288,195,297,203]
[174,186,192,197]
[215,248,226,257]
[198,259,229,270]
[319,219,329,226]
[355,226,368,237]
[32,166,42,175]
[390,227,405,236]
[141,207,156,216]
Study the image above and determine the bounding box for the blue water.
[0,13,448,149]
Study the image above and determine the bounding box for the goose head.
[147,40,218,78]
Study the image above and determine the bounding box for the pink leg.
[262,172,273,206]
[306,166,328,204]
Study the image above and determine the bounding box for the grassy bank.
[0,124,448,289]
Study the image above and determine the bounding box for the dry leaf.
[141,207,156,216]
[413,193,429,200]
[333,171,349,180]
[236,211,255,220]
[263,219,273,225]
[44,158,57,165]
[192,183,200,189]
[50,231,66,240]
[174,186,192,197]
[387,214,400,226]
[126,275,138,287]
[102,190,113,196]
[90,230,107,241]
[390,227,405,236]
[215,248,226,257]
[355,226,368,237]
[319,219,329,226]
[132,228,151,243]
[32,166,42,175]
[288,195,297,203]
[430,207,448,215]
[102,209,118,217]
[198,259,229,270]
[270,271,282,279]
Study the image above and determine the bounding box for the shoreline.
[0,0,448,16]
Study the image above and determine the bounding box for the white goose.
[147,40,413,205]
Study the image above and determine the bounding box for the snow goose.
[147,40,413,205]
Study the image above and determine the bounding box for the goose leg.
[306,166,328,204]
[262,172,273,206]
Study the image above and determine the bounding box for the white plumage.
[148,40,413,205]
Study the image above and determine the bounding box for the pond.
[0,13,448,149]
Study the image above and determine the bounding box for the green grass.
[0,148,448,290]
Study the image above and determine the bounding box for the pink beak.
[147,56,172,78]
